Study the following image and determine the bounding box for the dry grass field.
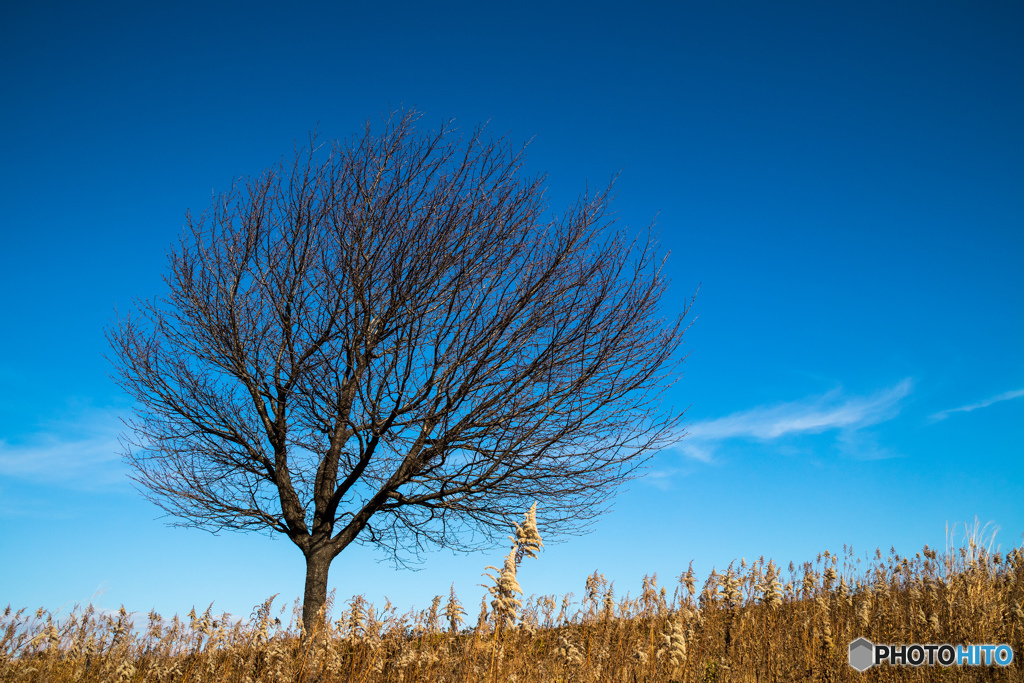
[3,523,1021,682]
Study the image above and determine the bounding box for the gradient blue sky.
[2,1,1022,622]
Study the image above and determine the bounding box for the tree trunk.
[302,550,332,637]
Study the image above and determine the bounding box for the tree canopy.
[107,109,693,634]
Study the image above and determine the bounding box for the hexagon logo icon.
[848,637,875,672]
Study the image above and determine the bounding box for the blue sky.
[1,0,1021,622]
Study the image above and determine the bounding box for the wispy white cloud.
[676,379,913,462]
[0,406,129,490]
[641,467,682,490]
[835,429,899,462]
[929,388,1024,422]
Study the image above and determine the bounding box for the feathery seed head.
[483,548,523,628]
[658,617,688,670]
[759,560,783,609]
[720,567,742,609]
[443,584,466,633]
[510,502,544,564]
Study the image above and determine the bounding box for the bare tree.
[107,109,693,635]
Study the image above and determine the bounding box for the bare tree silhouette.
[107,109,693,635]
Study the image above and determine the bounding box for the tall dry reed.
[3,519,1020,682]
